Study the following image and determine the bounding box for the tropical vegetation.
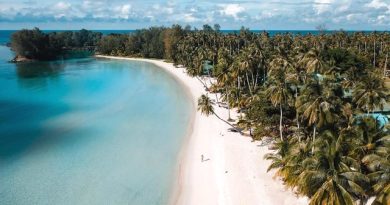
[10,28,102,61]
[100,25,390,205]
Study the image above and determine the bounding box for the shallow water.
[0,46,192,205]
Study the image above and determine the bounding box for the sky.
[0,0,389,30]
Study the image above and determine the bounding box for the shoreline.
[95,55,308,205]
[95,55,196,205]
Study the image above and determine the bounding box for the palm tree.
[353,73,390,114]
[197,94,214,116]
[351,117,389,159]
[363,154,390,205]
[264,139,291,176]
[219,85,233,120]
[347,118,390,204]
[237,115,254,137]
[383,49,388,77]
[266,54,292,141]
[297,80,338,153]
[198,94,242,134]
[363,152,390,205]
[265,137,311,190]
[266,81,288,141]
[230,60,244,102]
[216,53,234,120]
[299,130,369,205]
[286,51,305,141]
[300,49,326,74]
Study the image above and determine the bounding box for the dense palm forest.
[11,28,102,61]
[11,24,387,204]
[98,25,390,205]
[179,27,390,205]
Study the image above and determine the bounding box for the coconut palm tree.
[353,73,390,114]
[299,130,369,205]
[197,94,242,134]
[300,49,327,74]
[350,117,390,159]
[197,94,214,116]
[265,137,311,190]
[266,52,293,141]
[266,80,288,141]
[363,152,390,204]
[345,118,390,204]
[297,80,338,153]
[287,50,305,141]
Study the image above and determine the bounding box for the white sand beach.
[96,55,308,205]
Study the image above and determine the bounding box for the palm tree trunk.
[373,39,376,68]
[212,110,242,135]
[297,116,301,142]
[237,76,241,103]
[263,69,266,85]
[254,72,259,91]
[384,52,388,77]
[226,87,231,120]
[207,70,218,104]
[295,89,301,142]
[279,103,283,141]
[380,42,383,53]
[196,76,208,90]
[246,72,253,96]
[312,125,316,153]
[250,71,256,90]
[365,41,367,53]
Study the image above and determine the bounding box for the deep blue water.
[0,46,192,204]
[0,30,13,45]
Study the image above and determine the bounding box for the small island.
[10,28,102,62]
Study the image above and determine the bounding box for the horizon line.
[0,29,389,32]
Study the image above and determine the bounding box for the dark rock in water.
[6,42,11,47]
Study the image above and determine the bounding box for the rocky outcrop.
[10,55,35,63]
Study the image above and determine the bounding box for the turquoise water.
[0,46,192,204]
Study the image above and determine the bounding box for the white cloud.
[365,0,388,9]
[51,1,88,20]
[336,0,352,13]
[313,0,352,14]
[54,2,71,11]
[219,4,245,20]
[313,0,333,14]
[152,4,174,15]
[183,13,198,23]
[0,0,389,30]
[119,4,132,19]
[255,10,275,20]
